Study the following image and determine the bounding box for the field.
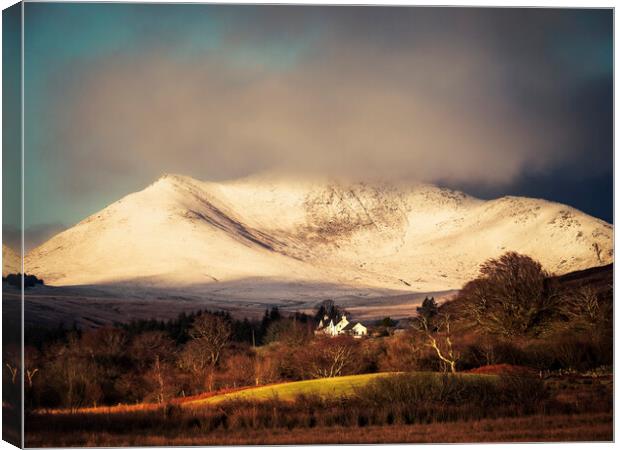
[188,371,502,405]
[36,373,398,415]
[7,282,455,328]
[34,371,499,412]
[25,370,612,446]
[189,372,393,404]
[26,413,612,446]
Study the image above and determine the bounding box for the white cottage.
[315,314,368,338]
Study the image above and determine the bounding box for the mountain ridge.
[25,173,613,294]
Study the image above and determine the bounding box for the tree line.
[4,252,612,411]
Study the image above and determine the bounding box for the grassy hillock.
[188,373,392,405]
[188,372,500,405]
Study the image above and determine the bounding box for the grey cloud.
[4,223,67,252]
[42,7,611,194]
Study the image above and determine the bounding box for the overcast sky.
[3,4,613,249]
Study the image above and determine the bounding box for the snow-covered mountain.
[3,244,21,277]
[25,174,613,293]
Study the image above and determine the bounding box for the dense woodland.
[3,252,613,412]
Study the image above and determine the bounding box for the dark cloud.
[34,6,612,219]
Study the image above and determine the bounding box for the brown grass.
[466,364,538,376]
[25,372,612,447]
[36,385,256,415]
[25,413,612,446]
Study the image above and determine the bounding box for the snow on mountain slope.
[2,244,20,277]
[25,175,326,287]
[25,174,613,293]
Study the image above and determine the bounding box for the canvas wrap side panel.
[3,2,24,448]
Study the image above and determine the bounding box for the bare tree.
[5,363,18,385]
[264,319,312,347]
[218,350,255,389]
[131,331,175,370]
[24,346,40,396]
[415,313,459,373]
[146,355,168,404]
[188,314,232,367]
[81,327,128,360]
[559,285,612,333]
[253,351,276,386]
[178,339,212,391]
[4,345,20,386]
[47,336,103,409]
[477,334,497,367]
[131,332,176,403]
[179,313,232,391]
[460,252,560,337]
[307,336,359,378]
[378,331,423,372]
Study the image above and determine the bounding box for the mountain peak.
[154,173,198,186]
[25,173,613,293]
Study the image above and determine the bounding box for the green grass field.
[187,372,498,405]
[188,373,393,405]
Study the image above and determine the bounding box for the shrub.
[377,333,422,372]
[357,372,548,415]
[4,273,44,288]
[523,334,610,372]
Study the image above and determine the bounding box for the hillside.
[552,263,613,299]
[3,244,20,277]
[25,174,613,295]
[188,373,390,405]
